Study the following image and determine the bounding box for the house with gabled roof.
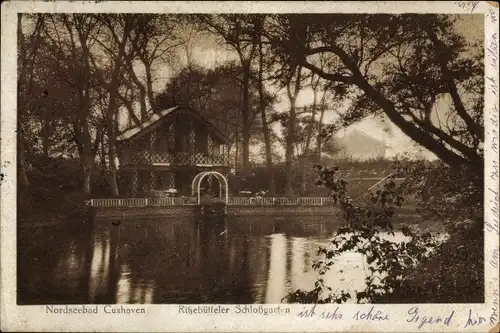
[116,106,230,197]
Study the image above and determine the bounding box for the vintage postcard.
[1,1,499,332]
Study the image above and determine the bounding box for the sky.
[145,14,483,161]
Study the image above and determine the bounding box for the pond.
[18,215,420,305]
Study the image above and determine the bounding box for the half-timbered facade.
[116,106,230,197]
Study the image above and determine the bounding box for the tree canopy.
[154,62,275,154]
[18,13,484,198]
[259,14,484,170]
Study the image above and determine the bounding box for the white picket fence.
[89,196,336,208]
[227,197,336,206]
[90,197,198,208]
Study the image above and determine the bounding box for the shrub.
[397,160,483,228]
[284,224,441,303]
[283,161,483,303]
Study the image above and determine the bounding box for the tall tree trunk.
[74,118,96,196]
[138,87,148,121]
[100,131,107,170]
[284,66,303,197]
[144,61,156,113]
[17,13,44,189]
[304,90,318,157]
[315,93,327,162]
[97,17,135,197]
[241,66,251,173]
[284,103,296,197]
[118,88,141,126]
[80,87,96,195]
[198,15,259,173]
[258,31,275,195]
[127,63,148,121]
[300,88,318,195]
[106,112,119,197]
[72,19,100,196]
[82,164,92,195]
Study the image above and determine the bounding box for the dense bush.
[283,161,484,304]
[398,160,483,227]
[389,161,484,302]
[18,156,107,222]
[284,224,441,303]
[380,220,483,303]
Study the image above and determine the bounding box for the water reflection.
[88,230,110,302]
[18,216,412,304]
[265,234,287,303]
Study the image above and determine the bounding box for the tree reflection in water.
[18,215,348,304]
[265,233,287,303]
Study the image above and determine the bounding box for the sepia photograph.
[2,1,499,332]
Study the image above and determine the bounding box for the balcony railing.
[121,151,228,166]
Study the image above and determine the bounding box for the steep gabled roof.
[116,106,229,143]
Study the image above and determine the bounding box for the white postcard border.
[1,1,498,332]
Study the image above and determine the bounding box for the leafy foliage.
[313,164,405,231]
[18,157,104,223]
[260,14,484,169]
[397,160,483,226]
[154,63,275,148]
[382,220,484,303]
[284,224,440,304]
[284,163,442,304]
[284,159,483,304]
[19,14,190,197]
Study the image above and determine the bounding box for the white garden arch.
[191,171,229,205]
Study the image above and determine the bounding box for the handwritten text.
[297,305,316,318]
[297,305,344,320]
[464,309,487,328]
[486,187,499,235]
[353,306,389,321]
[489,33,498,71]
[319,307,343,320]
[454,1,480,13]
[488,7,498,25]
[406,306,454,329]
[491,287,499,326]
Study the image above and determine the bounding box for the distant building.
[333,129,387,160]
[116,106,230,197]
